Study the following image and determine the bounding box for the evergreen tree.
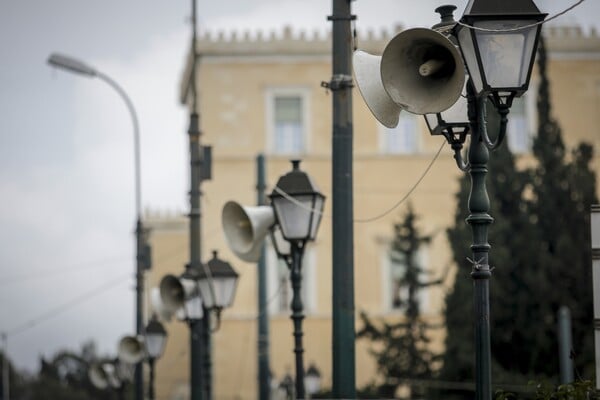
[439,35,598,398]
[358,204,444,399]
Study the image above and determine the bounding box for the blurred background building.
[145,24,600,400]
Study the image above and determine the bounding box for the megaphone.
[354,28,465,119]
[159,274,198,312]
[380,27,464,114]
[353,50,403,128]
[222,201,275,262]
[88,362,110,390]
[117,335,146,364]
[151,287,174,322]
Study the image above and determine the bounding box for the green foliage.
[438,35,598,398]
[358,204,443,399]
[495,380,600,400]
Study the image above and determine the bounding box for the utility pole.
[2,333,8,400]
[256,154,271,400]
[328,0,356,397]
[187,1,212,399]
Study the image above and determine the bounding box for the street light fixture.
[145,316,168,400]
[454,0,546,107]
[269,160,325,400]
[197,251,240,328]
[421,2,546,399]
[304,363,322,398]
[48,52,149,400]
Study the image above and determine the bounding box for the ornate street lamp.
[421,3,546,399]
[454,0,546,107]
[304,363,322,398]
[197,251,240,327]
[269,160,325,400]
[145,316,168,400]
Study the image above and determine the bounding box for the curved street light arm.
[96,72,142,220]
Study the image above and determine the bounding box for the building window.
[266,89,309,155]
[380,113,419,154]
[506,96,530,154]
[266,245,316,315]
[381,248,429,314]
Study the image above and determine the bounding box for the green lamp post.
[269,160,325,400]
[424,2,546,399]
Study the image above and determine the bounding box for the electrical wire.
[456,0,585,33]
[272,140,446,223]
[4,273,131,337]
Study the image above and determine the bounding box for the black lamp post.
[195,251,239,400]
[145,316,167,400]
[424,2,546,399]
[269,160,325,400]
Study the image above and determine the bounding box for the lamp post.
[47,53,150,400]
[423,3,546,399]
[194,251,239,400]
[145,316,168,400]
[304,363,322,399]
[269,160,325,400]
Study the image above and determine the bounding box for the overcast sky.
[0,0,598,372]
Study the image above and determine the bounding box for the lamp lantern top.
[454,0,546,104]
[269,160,325,243]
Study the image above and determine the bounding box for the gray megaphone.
[353,50,403,128]
[88,362,110,390]
[380,27,465,115]
[150,287,174,322]
[117,335,146,364]
[222,201,275,262]
[159,274,198,312]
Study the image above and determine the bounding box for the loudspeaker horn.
[380,27,465,115]
[150,287,174,322]
[159,274,198,312]
[353,50,403,128]
[222,201,275,262]
[88,362,110,390]
[117,335,146,364]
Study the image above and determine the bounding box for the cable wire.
[4,273,131,337]
[273,140,446,223]
[456,0,585,33]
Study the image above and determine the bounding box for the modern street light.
[145,316,168,400]
[47,52,150,400]
[269,160,326,400]
[423,3,546,399]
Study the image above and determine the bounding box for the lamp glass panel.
[273,194,315,240]
[441,91,468,123]
[473,20,538,89]
[184,296,203,319]
[199,276,238,309]
[591,208,600,248]
[145,332,166,359]
[304,374,321,395]
[457,27,484,94]
[424,113,438,133]
[271,225,291,257]
[309,195,324,240]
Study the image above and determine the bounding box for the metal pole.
[329,0,356,397]
[188,110,205,400]
[256,154,271,400]
[96,72,145,400]
[202,309,212,400]
[466,83,492,400]
[2,333,8,400]
[148,358,156,400]
[290,243,305,400]
[557,306,574,384]
[590,205,600,389]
